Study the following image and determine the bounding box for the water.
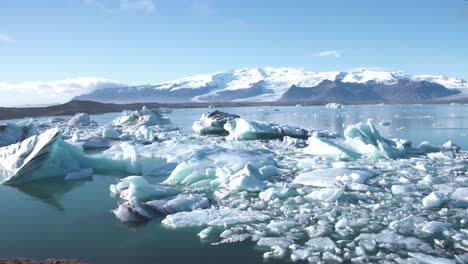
[0,104,467,263]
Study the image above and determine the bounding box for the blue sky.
[0,0,467,85]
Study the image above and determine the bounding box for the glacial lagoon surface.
[0,104,467,264]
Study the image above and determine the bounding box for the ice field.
[0,104,467,263]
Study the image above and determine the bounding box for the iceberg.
[343,120,405,159]
[0,122,38,147]
[192,110,240,135]
[111,106,171,127]
[0,128,92,184]
[68,113,92,127]
[325,103,344,109]
[224,118,309,140]
[227,163,267,192]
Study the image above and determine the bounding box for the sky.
[0,0,467,106]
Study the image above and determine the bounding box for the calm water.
[0,104,467,263]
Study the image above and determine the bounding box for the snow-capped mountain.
[74,67,468,103]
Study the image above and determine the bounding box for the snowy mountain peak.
[75,67,468,104]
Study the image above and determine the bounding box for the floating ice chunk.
[192,110,240,135]
[325,103,344,109]
[71,132,80,142]
[110,176,178,202]
[102,127,120,139]
[113,194,210,222]
[130,125,157,142]
[344,120,404,159]
[224,118,308,140]
[197,226,214,240]
[441,140,461,152]
[0,128,87,184]
[68,113,91,127]
[427,152,455,160]
[293,168,377,188]
[112,197,148,222]
[303,136,360,159]
[305,237,337,252]
[306,188,344,202]
[391,184,418,195]
[266,220,297,234]
[111,106,171,127]
[162,207,270,228]
[418,141,440,153]
[421,221,452,234]
[422,191,448,209]
[263,245,287,259]
[335,218,348,229]
[305,225,332,238]
[259,187,295,201]
[64,168,93,181]
[228,163,267,192]
[0,122,38,147]
[257,237,294,249]
[449,188,468,208]
[407,252,456,264]
[355,231,431,252]
[145,194,210,215]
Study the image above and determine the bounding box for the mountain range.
[74,67,468,104]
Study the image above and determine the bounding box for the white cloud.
[0,34,15,44]
[314,50,343,58]
[0,77,126,107]
[120,0,155,13]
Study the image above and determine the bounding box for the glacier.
[74,67,468,103]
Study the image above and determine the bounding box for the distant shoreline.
[0,99,467,121]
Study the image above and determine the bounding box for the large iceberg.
[0,128,91,184]
[111,106,171,127]
[192,110,240,135]
[224,118,309,140]
[343,120,406,159]
[0,122,38,147]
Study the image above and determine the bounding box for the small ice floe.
[293,168,377,188]
[0,121,38,147]
[111,106,171,127]
[192,110,240,135]
[325,103,344,109]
